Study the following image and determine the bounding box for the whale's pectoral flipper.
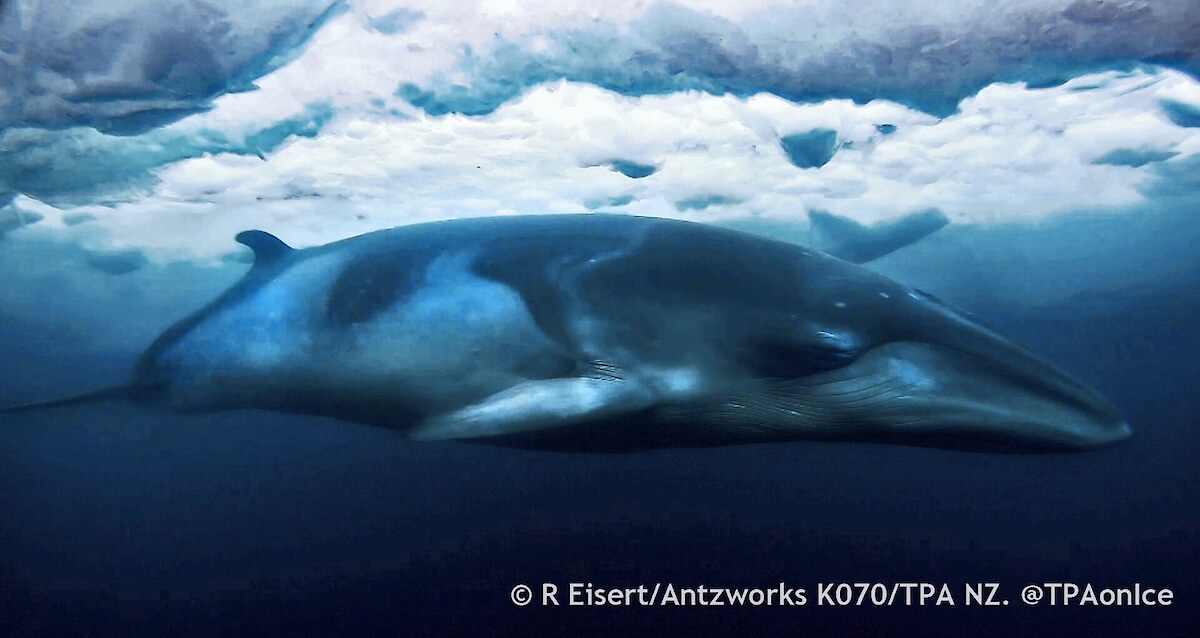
[0,384,137,415]
[410,374,654,441]
[809,208,948,264]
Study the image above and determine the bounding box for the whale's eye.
[741,334,860,379]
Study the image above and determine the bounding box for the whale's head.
[776,264,1130,452]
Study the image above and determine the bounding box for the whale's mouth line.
[931,341,1120,424]
[801,338,1119,415]
[782,340,1130,451]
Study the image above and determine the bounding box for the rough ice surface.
[675,194,743,212]
[0,103,333,205]
[584,195,636,210]
[603,160,659,179]
[85,250,149,276]
[391,1,1200,118]
[1092,148,1179,167]
[780,129,840,169]
[10,68,1192,262]
[0,0,1198,345]
[0,203,43,236]
[367,7,424,34]
[1161,99,1200,127]
[0,0,344,133]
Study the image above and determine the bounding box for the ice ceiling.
[0,0,1198,262]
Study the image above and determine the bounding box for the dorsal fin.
[235,230,293,267]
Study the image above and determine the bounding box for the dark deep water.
[0,270,1197,637]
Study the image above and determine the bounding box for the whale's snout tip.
[1113,419,1133,443]
[1032,368,1130,450]
[1085,415,1131,448]
[1050,408,1130,450]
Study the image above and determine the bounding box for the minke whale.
[2,214,1130,452]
